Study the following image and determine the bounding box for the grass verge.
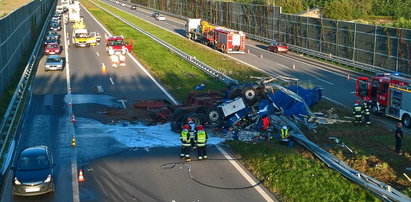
[0,0,31,18]
[305,100,411,197]
[82,0,229,101]
[227,140,378,201]
[89,0,267,83]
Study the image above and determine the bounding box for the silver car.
[45,55,64,71]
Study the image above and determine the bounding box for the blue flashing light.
[392,71,400,76]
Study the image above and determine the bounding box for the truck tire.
[205,107,223,125]
[222,44,227,53]
[402,114,411,128]
[371,104,380,115]
[241,86,257,106]
[183,112,205,126]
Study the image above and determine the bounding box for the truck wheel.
[241,86,257,106]
[183,112,205,126]
[371,104,379,115]
[402,114,411,128]
[221,44,226,53]
[205,108,223,125]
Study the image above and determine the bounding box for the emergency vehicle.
[355,73,411,127]
[71,19,97,47]
[186,19,246,53]
[105,35,133,55]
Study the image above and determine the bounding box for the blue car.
[12,146,55,196]
[45,55,64,71]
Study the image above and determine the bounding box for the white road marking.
[96,52,99,56]
[216,145,275,202]
[82,2,179,105]
[64,15,80,202]
[276,63,289,69]
[350,91,356,94]
[322,96,347,108]
[315,77,335,85]
[109,77,115,86]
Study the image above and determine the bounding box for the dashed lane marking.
[316,77,335,85]
[96,52,99,56]
[109,77,115,86]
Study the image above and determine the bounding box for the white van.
[56,6,64,14]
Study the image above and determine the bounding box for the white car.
[121,3,125,6]
[156,15,166,21]
[115,1,119,4]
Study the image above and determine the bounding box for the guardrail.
[92,1,238,86]
[0,0,57,173]
[114,0,411,78]
[93,1,411,201]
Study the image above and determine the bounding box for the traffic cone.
[78,169,85,182]
[72,114,76,123]
[71,136,76,147]
[347,74,350,80]
[260,54,263,59]
[329,53,332,58]
[247,49,250,54]
[101,63,106,74]
[292,64,296,69]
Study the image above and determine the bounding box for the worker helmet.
[183,125,190,130]
[187,117,193,122]
[282,126,288,130]
[355,100,361,104]
[365,97,371,102]
[196,125,204,130]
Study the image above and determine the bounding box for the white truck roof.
[186,18,201,31]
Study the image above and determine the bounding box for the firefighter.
[362,97,371,126]
[262,115,270,130]
[195,125,208,160]
[187,117,197,150]
[280,126,290,142]
[180,125,191,161]
[353,100,363,126]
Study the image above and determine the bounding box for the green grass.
[90,0,267,83]
[82,0,228,101]
[227,141,378,202]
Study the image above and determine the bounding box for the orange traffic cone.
[78,169,85,182]
[347,74,350,80]
[292,64,296,69]
[101,63,106,74]
[71,137,76,147]
[260,54,263,59]
[247,49,250,54]
[72,114,76,123]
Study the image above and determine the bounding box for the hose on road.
[160,159,264,190]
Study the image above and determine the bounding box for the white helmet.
[282,126,288,130]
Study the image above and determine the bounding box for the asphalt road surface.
[104,0,411,133]
[0,2,277,201]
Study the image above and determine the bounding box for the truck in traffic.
[71,19,97,47]
[185,19,246,53]
[68,2,80,23]
[355,73,411,127]
[105,35,133,55]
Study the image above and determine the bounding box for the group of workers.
[180,118,208,162]
[353,97,372,126]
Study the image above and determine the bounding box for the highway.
[0,2,276,201]
[104,0,411,133]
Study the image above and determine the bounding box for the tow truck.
[105,35,133,55]
[355,73,411,127]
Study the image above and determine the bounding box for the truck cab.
[356,73,411,127]
[105,36,133,55]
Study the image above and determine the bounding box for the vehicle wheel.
[241,86,257,106]
[172,108,188,122]
[402,114,411,128]
[183,112,205,126]
[371,104,379,115]
[205,108,223,125]
[274,48,278,53]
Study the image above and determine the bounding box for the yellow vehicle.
[72,19,97,47]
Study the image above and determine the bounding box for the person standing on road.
[362,98,371,126]
[187,118,197,150]
[395,122,404,155]
[180,125,191,161]
[353,100,363,126]
[195,125,208,160]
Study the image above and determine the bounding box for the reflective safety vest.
[353,103,363,117]
[281,129,289,139]
[180,130,191,146]
[362,102,370,115]
[196,130,207,146]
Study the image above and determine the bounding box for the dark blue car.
[12,146,55,196]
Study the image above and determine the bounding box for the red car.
[268,41,288,53]
[45,43,60,55]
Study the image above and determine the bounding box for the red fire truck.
[105,35,133,56]
[355,73,411,127]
